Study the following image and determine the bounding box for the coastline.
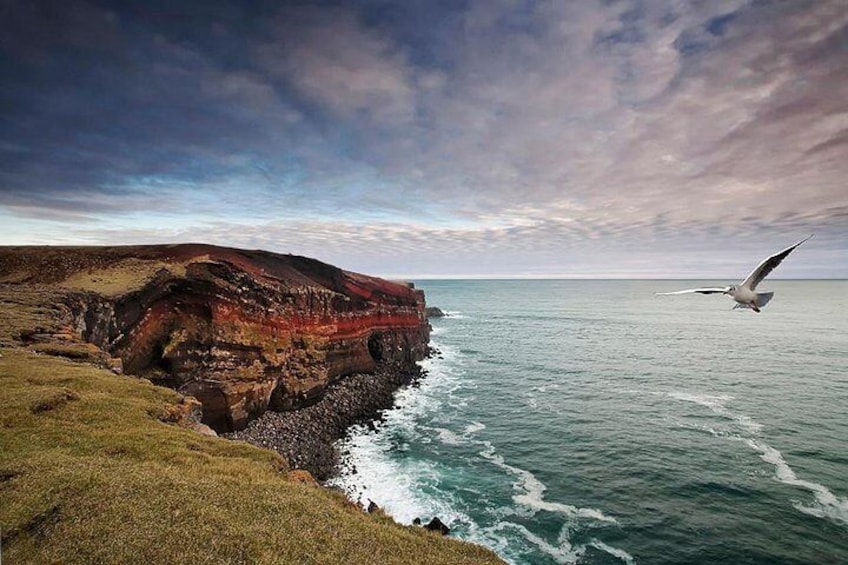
[0,247,507,563]
[225,359,427,482]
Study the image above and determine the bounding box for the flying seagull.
[657,235,813,313]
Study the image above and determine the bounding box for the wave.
[589,539,635,565]
[667,390,848,526]
[431,421,486,446]
[489,522,585,564]
[333,336,631,564]
[479,443,617,524]
[330,427,458,525]
[667,391,763,434]
[328,340,468,524]
[439,310,468,319]
[745,438,848,525]
[465,421,486,434]
[434,427,463,445]
[484,522,634,565]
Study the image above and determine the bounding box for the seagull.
[657,235,813,313]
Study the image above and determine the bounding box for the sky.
[1,0,847,278]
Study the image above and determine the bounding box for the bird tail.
[756,292,774,308]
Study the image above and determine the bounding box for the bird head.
[725,285,735,294]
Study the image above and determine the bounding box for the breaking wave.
[330,334,631,563]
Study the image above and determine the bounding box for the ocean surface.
[328,280,848,564]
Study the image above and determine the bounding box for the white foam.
[479,443,617,523]
[329,337,471,525]
[491,522,585,565]
[590,539,635,564]
[432,420,486,446]
[484,523,633,565]
[745,438,848,526]
[668,391,762,434]
[442,310,467,319]
[332,335,635,564]
[435,427,463,445]
[465,421,486,434]
[668,390,848,526]
[667,391,733,412]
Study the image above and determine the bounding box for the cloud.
[256,7,417,125]
[1,0,846,276]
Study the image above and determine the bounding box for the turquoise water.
[329,280,848,564]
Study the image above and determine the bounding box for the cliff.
[0,245,504,564]
[0,244,430,432]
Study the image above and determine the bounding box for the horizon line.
[379,274,846,281]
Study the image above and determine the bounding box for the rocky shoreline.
[225,359,425,482]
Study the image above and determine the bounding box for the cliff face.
[0,244,429,432]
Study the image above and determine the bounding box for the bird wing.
[656,287,729,295]
[741,235,813,291]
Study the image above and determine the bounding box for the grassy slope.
[0,348,501,564]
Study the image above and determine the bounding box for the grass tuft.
[29,387,80,413]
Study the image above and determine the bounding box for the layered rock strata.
[0,245,430,432]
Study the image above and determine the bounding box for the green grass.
[0,349,502,564]
[0,287,63,346]
[58,258,190,296]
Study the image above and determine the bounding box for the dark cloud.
[1,0,846,276]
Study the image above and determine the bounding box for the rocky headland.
[0,244,430,435]
[0,244,501,563]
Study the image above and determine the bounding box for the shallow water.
[329,280,848,564]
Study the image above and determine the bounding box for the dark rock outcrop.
[425,307,446,318]
[0,244,431,433]
[425,517,451,535]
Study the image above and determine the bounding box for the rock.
[0,245,431,434]
[224,362,424,481]
[367,499,379,513]
[412,518,421,526]
[107,357,123,374]
[424,517,450,535]
[425,307,446,318]
[189,422,218,437]
[159,396,203,425]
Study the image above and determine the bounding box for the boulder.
[424,517,450,535]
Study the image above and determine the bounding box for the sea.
[328,280,848,565]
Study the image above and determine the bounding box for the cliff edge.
[0,245,502,564]
[0,244,430,432]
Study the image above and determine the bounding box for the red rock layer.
[0,245,430,432]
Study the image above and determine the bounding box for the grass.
[0,287,63,346]
[0,348,502,564]
[58,258,191,296]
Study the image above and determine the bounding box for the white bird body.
[729,286,757,305]
[657,235,812,313]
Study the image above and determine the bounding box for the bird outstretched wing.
[656,287,729,295]
[741,235,813,291]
